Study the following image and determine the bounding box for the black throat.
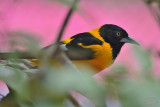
[99,27,124,60]
[110,43,124,60]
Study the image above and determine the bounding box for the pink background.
[0,0,160,98]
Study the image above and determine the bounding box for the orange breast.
[83,27,114,71]
[72,42,114,72]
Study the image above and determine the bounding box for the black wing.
[61,32,103,60]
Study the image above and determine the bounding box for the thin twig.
[42,0,79,64]
[49,0,79,57]
[51,1,81,107]
[56,0,79,42]
[144,0,160,26]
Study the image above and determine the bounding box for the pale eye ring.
[117,32,120,36]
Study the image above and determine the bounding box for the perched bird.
[0,24,139,106]
[29,24,139,72]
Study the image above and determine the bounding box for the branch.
[56,0,79,42]
[42,0,80,62]
[143,0,160,26]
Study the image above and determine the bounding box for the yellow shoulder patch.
[89,27,105,42]
[61,38,74,44]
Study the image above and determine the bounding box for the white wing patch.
[60,44,68,51]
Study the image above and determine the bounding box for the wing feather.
[61,32,103,60]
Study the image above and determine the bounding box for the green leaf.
[133,46,152,71]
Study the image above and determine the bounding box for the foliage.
[104,46,160,107]
[0,0,160,107]
[0,37,160,107]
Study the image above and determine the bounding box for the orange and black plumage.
[29,24,139,72]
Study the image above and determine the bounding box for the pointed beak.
[120,36,140,46]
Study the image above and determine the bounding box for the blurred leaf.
[116,78,160,107]
[105,65,128,83]
[133,46,152,71]
[44,67,107,107]
[9,31,41,57]
[0,66,31,103]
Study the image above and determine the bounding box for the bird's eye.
[116,32,120,36]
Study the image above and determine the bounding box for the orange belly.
[72,42,114,72]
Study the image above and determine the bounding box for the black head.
[99,24,139,59]
[99,24,139,46]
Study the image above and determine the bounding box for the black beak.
[120,36,140,46]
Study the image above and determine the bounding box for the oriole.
[29,24,139,72]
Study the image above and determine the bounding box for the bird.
[28,24,139,72]
[0,24,139,107]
